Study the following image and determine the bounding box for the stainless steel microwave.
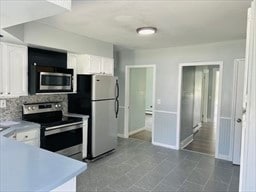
[40,72,72,91]
[29,65,74,94]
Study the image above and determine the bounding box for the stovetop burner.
[22,102,83,128]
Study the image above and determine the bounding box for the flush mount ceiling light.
[136,27,157,35]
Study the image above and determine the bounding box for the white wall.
[116,39,246,157]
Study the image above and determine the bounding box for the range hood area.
[28,47,74,95]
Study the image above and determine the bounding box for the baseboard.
[193,123,202,133]
[145,127,152,131]
[152,141,178,150]
[117,134,126,138]
[129,127,146,136]
[180,135,194,149]
[216,154,230,161]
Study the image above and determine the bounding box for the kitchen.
[0,41,118,191]
[1,0,256,192]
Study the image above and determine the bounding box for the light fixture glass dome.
[136,27,157,35]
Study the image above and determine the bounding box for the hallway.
[130,114,152,142]
[184,122,216,156]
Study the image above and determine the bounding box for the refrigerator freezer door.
[92,75,117,100]
[92,99,117,158]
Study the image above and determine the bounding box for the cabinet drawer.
[16,129,38,141]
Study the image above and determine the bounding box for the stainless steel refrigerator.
[68,74,119,160]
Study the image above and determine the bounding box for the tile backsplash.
[0,94,68,121]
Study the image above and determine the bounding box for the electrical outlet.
[0,100,6,108]
[157,99,161,105]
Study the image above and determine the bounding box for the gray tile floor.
[77,138,240,192]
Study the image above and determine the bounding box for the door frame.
[124,65,156,141]
[177,61,223,158]
[231,58,245,163]
[202,69,209,123]
[211,68,220,122]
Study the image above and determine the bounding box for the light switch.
[157,99,161,105]
[0,100,6,108]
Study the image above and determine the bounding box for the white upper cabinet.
[102,57,114,75]
[89,55,102,74]
[75,54,114,76]
[67,53,79,93]
[0,43,28,97]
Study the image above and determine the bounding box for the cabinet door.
[90,55,102,74]
[67,53,78,93]
[76,54,90,74]
[5,44,28,97]
[102,57,114,75]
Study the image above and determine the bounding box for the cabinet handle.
[8,92,10,95]
[0,92,3,95]
[25,135,28,138]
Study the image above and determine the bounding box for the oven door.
[40,72,72,91]
[42,122,83,158]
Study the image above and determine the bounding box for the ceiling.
[39,0,251,49]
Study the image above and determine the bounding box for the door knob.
[237,118,242,123]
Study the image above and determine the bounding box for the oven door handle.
[45,122,82,136]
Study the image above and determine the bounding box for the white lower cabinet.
[0,42,28,97]
[6,128,40,147]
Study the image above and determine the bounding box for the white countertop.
[0,121,87,192]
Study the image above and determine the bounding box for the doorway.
[177,61,223,157]
[124,65,156,142]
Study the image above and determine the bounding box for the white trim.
[117,134,125,138]
[202,69,209,122]
[124,65,156,142]
[152,141,177,150]
[154,110,177,114]
[129,127,147,136]
[180,135,194,149]
[211,68,220,122]
[193,123,202,133]
[176,61,223,160]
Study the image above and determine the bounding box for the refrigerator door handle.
[115,80,119,99]
[115,99,119,118]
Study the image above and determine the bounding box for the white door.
[232,59,245,165]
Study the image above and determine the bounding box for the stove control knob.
[32,106,36,110]
[27,107,32,111]
[55,104,58,108]
[58,104,62,108]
